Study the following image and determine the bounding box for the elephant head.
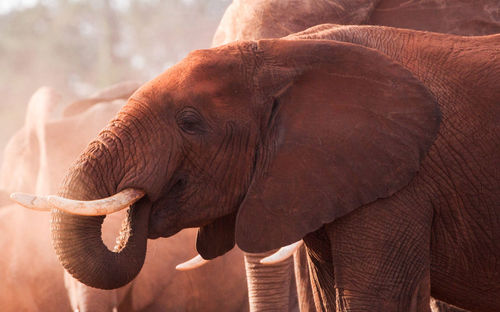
[26,38,438,290]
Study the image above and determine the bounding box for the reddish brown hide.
[49,25,499,312]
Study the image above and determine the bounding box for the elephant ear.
[196,212,236,259]
[235,39,440,253]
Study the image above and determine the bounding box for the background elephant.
[211,0,500,311]
[213,0,500,46]
[0,87,61,194]
[39,24,499,312]
[5,1,496,311]
[2,84,249,311]
[0,85,131,311]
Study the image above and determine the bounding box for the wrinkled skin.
[2,84,249,311]
[52,25,499,311]
[64,224,248,312]
[285,25,499,311]
[214,0,500,310]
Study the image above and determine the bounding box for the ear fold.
[236,39,440,253]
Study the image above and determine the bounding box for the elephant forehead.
[135,43,255,97]
[130,54,257,119]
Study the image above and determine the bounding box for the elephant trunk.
[50,134,150,290]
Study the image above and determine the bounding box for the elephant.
[19,24,499,311]
[0,85,130,311]
[213,0,500,46]
[0,87,69,311]
[0,87,62,194]
[3,84,249,311]
[211,0,500,310]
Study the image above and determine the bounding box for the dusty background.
[0,0,231,164]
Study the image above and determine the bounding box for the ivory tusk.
[175,254,209,271]
[10,192,52,211]
[260,241,303,265]
[47,188,145,216]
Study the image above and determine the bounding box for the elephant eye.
[176,107,207,135]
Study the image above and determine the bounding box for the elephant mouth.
[146,177,188,238]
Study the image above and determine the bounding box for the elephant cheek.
[147,203,182,239]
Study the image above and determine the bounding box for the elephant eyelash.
[176,107,207,135]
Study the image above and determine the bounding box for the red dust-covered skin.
[50,26,499,312]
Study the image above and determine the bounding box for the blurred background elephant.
[213,0,500,46]
[0,84,249,311]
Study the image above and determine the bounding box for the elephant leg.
[325,195,433,312]
[294,242,318,312]
[244,251,294,311]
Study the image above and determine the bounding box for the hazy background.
[0,0,231,163]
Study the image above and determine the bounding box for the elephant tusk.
[175,254,209,271]
[260,241,303,265]
[47,188,145,216]
[10,192,52,211]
